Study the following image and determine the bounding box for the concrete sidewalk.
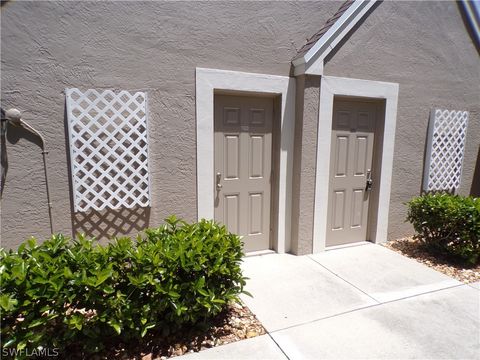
[183,243,480,359]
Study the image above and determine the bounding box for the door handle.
[366,169,373,191]
[216,172,223,191]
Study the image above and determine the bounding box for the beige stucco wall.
[0,0,340,248]
[321,0,480,241]
[1,1,478,251]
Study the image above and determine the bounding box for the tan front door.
[326,99,377,247]
[214,95,273,252]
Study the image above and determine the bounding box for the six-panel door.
[326,100,377,247]
[214,95,273,252]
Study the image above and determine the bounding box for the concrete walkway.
[183,243,480,359]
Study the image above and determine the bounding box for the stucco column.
[290,75,321,255]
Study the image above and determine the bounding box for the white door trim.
[195,68,295,253]
[313,75,399,252]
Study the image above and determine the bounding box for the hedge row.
[0,216,246,356]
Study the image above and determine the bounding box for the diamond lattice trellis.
[423,109,469,192]
[66,88,151,212]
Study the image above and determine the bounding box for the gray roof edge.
[460,0,480,47]
[292,0,377,70]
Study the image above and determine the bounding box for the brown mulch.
[383,237,480,284]
[95,302,265,360]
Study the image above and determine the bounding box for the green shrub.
[406,193,480,264]
[0,216,246,357]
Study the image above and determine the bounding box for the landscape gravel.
[101,302,265,359]
[383,237,480,284]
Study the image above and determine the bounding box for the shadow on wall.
[420,111,432,193]
[5,121,44,150]
[470,146,480,197]
[72,206,150,242]
[2,119,44,197]
[63,104,151,242]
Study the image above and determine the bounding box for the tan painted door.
[214,95,273,252]
[326,100,377,247]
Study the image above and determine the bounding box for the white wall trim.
[195,68,295,253]
[313,76,399,252]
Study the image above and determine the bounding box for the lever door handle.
[366,169,373,191]
[216,172,223,191]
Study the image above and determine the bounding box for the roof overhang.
[459,0,480,48]
[293,0,377,76]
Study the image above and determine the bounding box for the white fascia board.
[293,61,324,76]
[304,0,376,64]
[293,63,306,76]
[460,0,480,46]
[293,0,377,75]
[305,60,323,76]
[292,55,307,67]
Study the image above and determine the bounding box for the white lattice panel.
[423,109,469,192]
[66,88,150,212]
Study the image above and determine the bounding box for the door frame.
[313,76,399,252]
[195,68,295,253]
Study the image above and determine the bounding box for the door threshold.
[325,241,372,251]
[245,249,276,257]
